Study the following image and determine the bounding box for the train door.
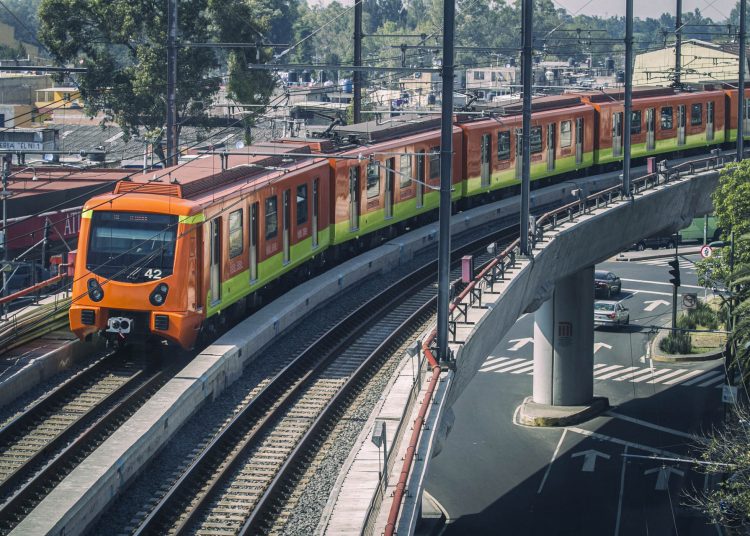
[481,133,491,187]
[385,158,395,218]
[706,101,714,141]
[546,124,555,171]
[678,105,686,146]
[416,151,425,208]
[575,117,583,165]
[249,202,258,281]
[282,189,290,264]
[515,128,522,179]
[312,179,319,248]
[210,217,221,304]
[646,108,655,151]
[349,166,360,230]
[612,112,623,157]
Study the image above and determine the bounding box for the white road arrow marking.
[572,449,611,472]
[594,342,613,354]
[644,466,684,490]
[643,299,670,312]
[508,338,534,351]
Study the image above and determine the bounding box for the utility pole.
[436,0,455,365]
[623,0,633,196]
[738,0,746,160]
[674,0,682,87]
[1,154,10,319]
[166,0,178,167]
[353,0,363,123]
[519,0,533,255]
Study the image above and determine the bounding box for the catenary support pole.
[623,0,633,196]
[519,0,532,255]
[353,0,363,124]
[166,0,178,167]
[1,154,9,319]
[674,0,682,87]
[739,0,746,160]
[436,0,455,364]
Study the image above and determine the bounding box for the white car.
[594,300,630,326]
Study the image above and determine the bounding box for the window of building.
[366,162,380,198]
[399,154,411,188]
[265,196,278,239]
[296,184,308,225]
[491,72,498,82]
[474,71,485,80]
[560,121,572,147]
[631,110,642,134]
[429,146,440,180]
[530,126,543,153]
[661,106,673,130]
[691,103,703,126]
[228,209,243,258]
[497,130,511,160]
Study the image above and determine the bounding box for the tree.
[38,0,284,163]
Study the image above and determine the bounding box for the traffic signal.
[668,258,681,287]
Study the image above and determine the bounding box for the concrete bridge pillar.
[520,265,608,425]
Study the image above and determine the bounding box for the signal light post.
[667,235,681,333]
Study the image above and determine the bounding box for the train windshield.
[86,211,178,283]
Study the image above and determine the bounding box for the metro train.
[69,85,745,349]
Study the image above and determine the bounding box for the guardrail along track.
[0,350,165,534]
[133,221,516,536]
[0,293,71,354]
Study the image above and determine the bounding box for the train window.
[429,146,440,180]
[265,196,278,239]
[691,103,703,126]
[560,121,571,147]
[228,209,243,258]
[497,131,511,160]
[530,126,542,153]
[297,184,308,225]
[366,162,380,198]
[660,107,673,130]
[631,111,642,134]
[399,154,411,188]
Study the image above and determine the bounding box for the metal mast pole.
[739,0,746,160]
[1,154,9,319]
[166,0,178,167]
[353,0,363,123]
[519,0,533,255]
[623,0,633,196]
[674,0,682,87]
[436,0,455,364]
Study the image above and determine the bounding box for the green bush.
[687,300,719,330]
[660,330,692,354]
[677,314,696,330]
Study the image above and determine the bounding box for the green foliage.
[659,330,692,354]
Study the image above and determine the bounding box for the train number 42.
[144,268,163,279]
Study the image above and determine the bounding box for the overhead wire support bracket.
[246,63,441,73]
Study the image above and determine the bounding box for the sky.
[555,0,737,19]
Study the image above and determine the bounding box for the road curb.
[650,329,725,363]
[516,396,609,427]
[613,246,703,263]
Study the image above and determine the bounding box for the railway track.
[131,222,514,536]
[0,350,172,534]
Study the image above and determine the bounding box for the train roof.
[331,114,441,144]
[113,142,322,201]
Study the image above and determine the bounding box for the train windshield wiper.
[126,247,163,280]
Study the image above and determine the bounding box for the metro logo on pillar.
[558,321,573,338]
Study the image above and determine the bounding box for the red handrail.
[0,273,65,306]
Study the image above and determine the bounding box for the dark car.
[631,235,677,251]
[594,270,621,298]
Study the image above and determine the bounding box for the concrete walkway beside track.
[10,173,615,535]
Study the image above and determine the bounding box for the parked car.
[679,216,722,244]
[631,235,676,251]
[594,300,630,326]
[594,270,621,298]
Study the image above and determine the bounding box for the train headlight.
[149,283,169,306]
[87,279,104,302]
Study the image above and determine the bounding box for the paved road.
[423,254,726,536]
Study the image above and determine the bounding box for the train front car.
[70,192,203,350]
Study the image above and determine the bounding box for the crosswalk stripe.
[597,366,639,380]
[699,375,726,388]
[681,370,722,386]
[483,356,510,367]
[479,357,514,372]
[614,368,655,381]
[631,369,674,383]
[663,369,707,385]
[511,364,535,374]
[594,365,624,377]
[646,369,689,384]
[593,363,610,369]
[494,360,535,373]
